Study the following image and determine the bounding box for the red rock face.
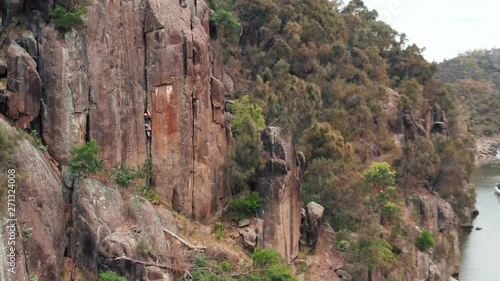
[34,0,229,221]
[143,0,229,221]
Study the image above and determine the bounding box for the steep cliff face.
[0,118,66,281]
[1,0,229,222]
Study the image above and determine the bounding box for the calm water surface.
[459,165,500,280]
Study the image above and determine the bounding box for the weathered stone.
[0,58,7,76]
[223,69,235,97]
[3,0,25,25]
[238,218,250,228]
[4,41,42,128]
[143,266,174,281]
[128,196,169,258]
[71,178,125,279]
[156,208,180,234]
[240,228,257,249]
[409,195,461,279]
[336,269,352,281]
[18,30,38,60]
[0,118,65,281]
[38,26,89,163]
[301,202,325,248]
[256,127,302,262]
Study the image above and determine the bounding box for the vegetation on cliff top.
[51,5,88,31]
[436,49,500,136]
[213,0,474,278]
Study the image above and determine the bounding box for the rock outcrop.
[256,127,302,262]
[0,118,66,281]
[71,178,182,280]
[407,195,461,279]
[300,201,325,248]
[3,41,42,129]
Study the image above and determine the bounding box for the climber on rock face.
[144,110,152,122]
[144,110,152,137]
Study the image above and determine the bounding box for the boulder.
[71,178,125,279]
[256,127,302,262]
[300,202,325,248]
[240,228,257,249]
[238,218,250,228]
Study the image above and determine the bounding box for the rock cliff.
[1,0,230,222]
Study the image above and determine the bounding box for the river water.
[459,165,500,280]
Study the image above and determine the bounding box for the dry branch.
[162,227,205,252]
[114,256,184,271]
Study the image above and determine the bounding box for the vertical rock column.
[145,0,229,222]
[256,127,302,262]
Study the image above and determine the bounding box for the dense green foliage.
[98,271,127,281]
[436,49,500,136]
[51,5,88,31]
[416,229,435,251]
[229,191,263,221]
[115,158,152,188]
[69,139,103,175]
[208,0,474,277]
[226,96,266,193]
[210,9,241,44]
[184,249,297,281]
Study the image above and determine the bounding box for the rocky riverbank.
[475,136,500,166]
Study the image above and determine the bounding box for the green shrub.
[210,9,240,44]
[99,271,127,281]
[51,5,88,31]
[265,264,297,281]
[0,77,7,84]
[0,125,18,170]
[115,164,136,188]
[252,248,284,268]
[69,139,103,175]
[226,96,266,193]
[213,223,225,240]
[30,130,49,152]
[137,239,152,257]
[229,192,263,220]
[416,229,435,251]
[218,260,233,272]
[116,158,153,188]
[363,161,396,190]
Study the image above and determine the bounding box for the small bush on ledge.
[416,229,435,251]
[51,5,88,31]
[229,192,263,221]
[69,139,103,176]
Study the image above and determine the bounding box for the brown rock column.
[256,127,302,262]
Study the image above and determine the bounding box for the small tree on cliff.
[69,139,103,176]
[226,96,266,194]
[51,5,88,31]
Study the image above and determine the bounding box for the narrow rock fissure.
[189,20,197,219]
[143,19,153,187]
